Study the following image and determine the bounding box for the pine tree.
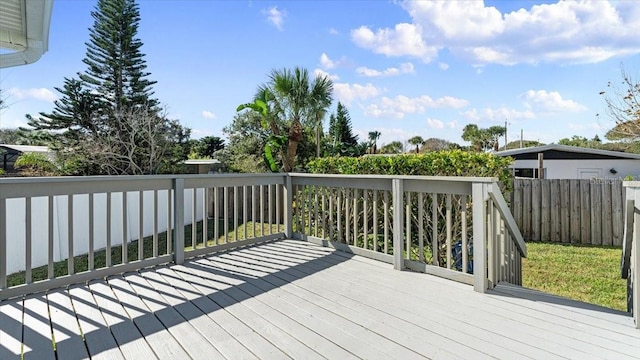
[80,0,157,112]
[25,0,189,175]
[329,102,358,153]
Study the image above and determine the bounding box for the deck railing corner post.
[392,178,404,271]
[283,174,293,239]
[173,178,185,265]
[472,182,489,293]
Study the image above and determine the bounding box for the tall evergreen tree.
[80,0,157,112]
[25,0,189,175]
[330,102,358,147]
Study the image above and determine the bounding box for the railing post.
[283,174,293,239]
[0,198,6,289]
[473,182,489,293]
[633,187,640,329]
[392,178,404,270]
[173,178,185,265]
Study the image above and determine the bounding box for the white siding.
[511,159,640,179]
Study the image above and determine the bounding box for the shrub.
[14,152,58,176]
[308,150,513,188]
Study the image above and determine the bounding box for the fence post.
[473,182,489,293]
[283,175,293,239]
[392,178,404,270]
[173,178,185,265]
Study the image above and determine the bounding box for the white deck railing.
[0,173,526,300]
[289,174,526,292]
[622,181,640,329]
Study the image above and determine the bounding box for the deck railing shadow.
[3,240,353,358]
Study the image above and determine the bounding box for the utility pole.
[504,119,508,149]
[520,129,524,148]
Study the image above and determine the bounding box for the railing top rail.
[288,173,498,183]
[0,172,285,185]
[487,182,527,258]
[0,173,288,199]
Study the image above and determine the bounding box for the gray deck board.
[89,280,157,359]
[123,271,228,360]
[22,295,55,359]
[0,297,23,359]
[107,276,191,360]
[47,290,90,359]
[68,285,125,360]
[2,239,639,359]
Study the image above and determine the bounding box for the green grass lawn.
[522,242,627,311]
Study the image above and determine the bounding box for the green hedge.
[307,150,513,187]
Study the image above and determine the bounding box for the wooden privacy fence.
[510,179,625,246]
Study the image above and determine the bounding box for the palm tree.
[266,67,333,171]
[408,135,424,154]
[368,130,381,154]
[309,76,333,158]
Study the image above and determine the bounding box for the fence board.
[531,180,541,241]
[540,180,550,242]
[590,183,602,246]
[602,182,613,246]
[580,180,591,245]
[511,178,624,247]
[521,180,531,241]
[611,181,623,247]
[560,180,570,243]
[570,180,581,244]
[550,180,561,241]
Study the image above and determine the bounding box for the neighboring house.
[183,159,222,174]
[494,144,640,179]
[0,0,54,68]
[0,144,52,171]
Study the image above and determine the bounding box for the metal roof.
[0,0,54,68]
[494,143,640,160]
[0,144,51,153]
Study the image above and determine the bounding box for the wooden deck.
[1,240,639,360]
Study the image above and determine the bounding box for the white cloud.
[364,94,469,119]
[356,62,415,77]
[7,87,57,103]
[521,90,587,113]
[463,107,535,122]
[438,62,449,70]
[352,1,640,65]
[351,23,439,62]
[319,53,336,69]
[426,118,444,129]
[333,82,381,105]
[263,6,286,31]
[329,28,339,35]
[201,110,217,119]
[319,53,349,70]
[313,68,339,81]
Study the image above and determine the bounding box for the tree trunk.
[285,119,303,172]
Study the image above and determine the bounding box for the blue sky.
[1,0,639,148]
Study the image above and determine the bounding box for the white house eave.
[495,143,640,160]
[0,0,53,68]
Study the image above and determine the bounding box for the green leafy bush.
[308,150,513,188]
[14,152,58,176]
